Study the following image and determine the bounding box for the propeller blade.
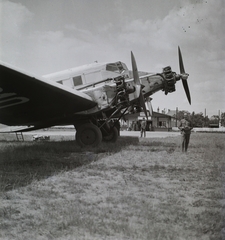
[178,46,191,105]
[178,46,185,74]
[140,93,148,119]
[131,51,141,85]
[146,98,153,116]
[131,51,148,119]
[182,80,191,105]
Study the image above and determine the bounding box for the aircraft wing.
[0,62,97,128]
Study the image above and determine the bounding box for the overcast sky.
[0,0,224,117]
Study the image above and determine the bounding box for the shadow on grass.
[0,136,139,192]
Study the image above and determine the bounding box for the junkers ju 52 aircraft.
[0,47,190,147]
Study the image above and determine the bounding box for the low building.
[125,111,177,132]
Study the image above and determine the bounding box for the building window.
[159,121,166,127]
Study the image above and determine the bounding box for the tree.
[176,110,190,121]
[210,115,219,123]
[221,112,225,127]
[190,112,206,127]
[177,111,210,127]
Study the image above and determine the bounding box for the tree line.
[176,111,225,128]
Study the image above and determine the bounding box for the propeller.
[131,51,148,119]
[146,97,153,116]
[178,46,191,104]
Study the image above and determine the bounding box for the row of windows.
[57,62,128,87]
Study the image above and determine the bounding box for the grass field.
[0,133,224,240]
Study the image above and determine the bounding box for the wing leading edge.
[0,62,97,127]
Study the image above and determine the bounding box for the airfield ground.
[0,132,224,239]
[0,129,181,142]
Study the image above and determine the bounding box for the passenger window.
[73,76,82,86]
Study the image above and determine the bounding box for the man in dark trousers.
[140,117,147,137]
[178,113,193,152]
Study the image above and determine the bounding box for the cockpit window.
[121,62,128,71]
[106,62,128,74]
[106,63,118,72]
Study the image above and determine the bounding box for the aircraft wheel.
[76,123,102,147]
[102,126,118,142]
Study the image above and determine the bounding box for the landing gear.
[75,106,125,147]
[75,123,102,147]
[102,126,118,142]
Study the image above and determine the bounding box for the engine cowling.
[163,66,176,95]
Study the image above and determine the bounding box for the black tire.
[76,123,102,147]
[102,126,118,142]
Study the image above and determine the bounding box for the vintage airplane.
[0,47,190,147]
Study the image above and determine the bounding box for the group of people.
[140,113,193,152]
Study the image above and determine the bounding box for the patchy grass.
[0,133,224,240]
[0,137,138,191]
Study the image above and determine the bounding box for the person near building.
[178,113,193,152]
[140,117,147,137]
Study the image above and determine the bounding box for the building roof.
[153,111,173,118]
[166,110,177,117]
[125,110,177,121]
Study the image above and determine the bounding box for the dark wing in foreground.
[0,63,96,128]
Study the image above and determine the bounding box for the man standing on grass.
[140,117,147,137]
[178,113,193,152]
